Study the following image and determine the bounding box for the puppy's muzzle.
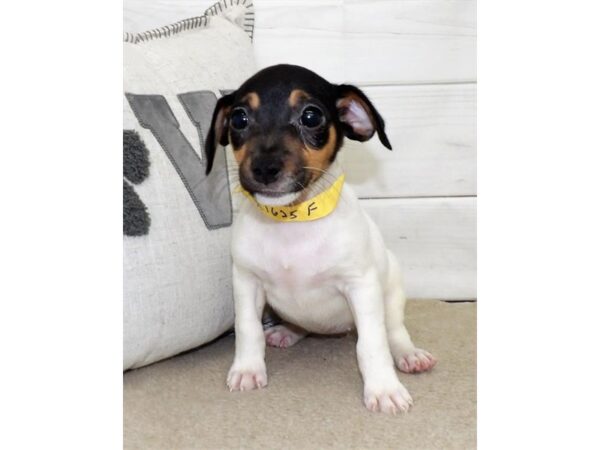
[250,157,283,185]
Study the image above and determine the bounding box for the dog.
[205,64,436,414]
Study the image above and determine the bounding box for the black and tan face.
[205,64,392,204]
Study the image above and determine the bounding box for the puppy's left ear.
[205,92,235,175]
[335,84,392,150]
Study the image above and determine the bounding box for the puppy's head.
[205,64,391,205]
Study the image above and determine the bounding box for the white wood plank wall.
[125,0,477,300]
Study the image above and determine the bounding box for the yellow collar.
[241,174,345,222]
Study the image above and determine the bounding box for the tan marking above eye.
[241,92,260,110]
[288,89,310,107]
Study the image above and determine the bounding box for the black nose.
[251,159,282,185]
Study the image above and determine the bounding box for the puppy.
[205,64,436,414]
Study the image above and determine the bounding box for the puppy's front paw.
[395,348,437,374]
[363,381,413,414]
[227,363,268,392]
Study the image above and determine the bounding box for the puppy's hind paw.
[227,366,268,392]
[396,348,437,374]
[264,323,306,348]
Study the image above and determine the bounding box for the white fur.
[254,191,301,206]
[227,162,435,413]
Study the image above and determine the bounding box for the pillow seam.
[124,0,254,44]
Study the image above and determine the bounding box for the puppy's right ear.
[205,93,235,175]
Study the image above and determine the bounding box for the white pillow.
[123,1,256,369]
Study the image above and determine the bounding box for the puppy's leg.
[385,252,436,373]
[345,269,413,414]
[265,322,307,348]
[227,264,268,391]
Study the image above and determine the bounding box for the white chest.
[236,217,340,287]
[232,204,364,332]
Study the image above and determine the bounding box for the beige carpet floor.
[124,301,476,449]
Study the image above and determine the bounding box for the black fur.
[205,64,392,183]
[205,93,235,175]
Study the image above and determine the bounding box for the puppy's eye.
[300,106,324,128]
[230,108,249,130]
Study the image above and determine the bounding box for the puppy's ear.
[335,84,392,150]
[205,92,235,175]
